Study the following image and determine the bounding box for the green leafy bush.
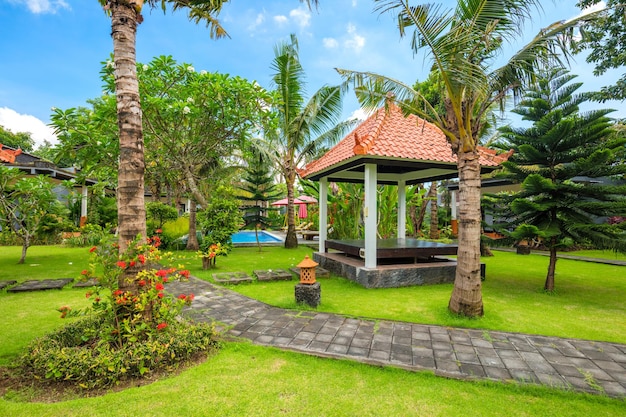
[21,316,219,389]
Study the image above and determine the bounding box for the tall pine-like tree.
[238,151,282,250]
[494,68,626,291]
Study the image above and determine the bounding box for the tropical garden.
[0,0,625,414]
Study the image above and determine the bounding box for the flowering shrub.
[20,235,220,389]
[197,242,229,269]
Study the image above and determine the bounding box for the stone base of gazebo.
[313,252,458,288]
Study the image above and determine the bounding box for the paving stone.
[413,357,436,368]
[309,341,330,351]
[371,341,392,351]
[213,272,253,285]
[479,356,505,368]
[456,352,481,365]
[314,333,335,343]
[350,338,372,349]
[412,346,434,358]
[73,278,99,288]
[253,269,292,282]
[484,366,512,380]
[369,350,390,361]
[327,343,349,355]
[8,278,73,292]
[347,346,369,357]
[0,280,17,290]
[601,381,626,397]
[435,360,461,374]
[459,363,486,378]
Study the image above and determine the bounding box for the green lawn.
[1,244,625,415]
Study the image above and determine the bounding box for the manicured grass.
[564,249,626,261]
[1,244,624,414]
[1,342,624,416]
[0,245,91,282]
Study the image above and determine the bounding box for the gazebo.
[298,103,509,287]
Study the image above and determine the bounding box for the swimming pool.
[231,230,283,244]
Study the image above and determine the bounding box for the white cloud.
[248,13,265,31]
[349,108,372,121]
[289,7,311,29]
[323,38,339,49]
[0,107,57,147]
[8,0,69,14]
[344,23,366,53]
[273,15,287,25]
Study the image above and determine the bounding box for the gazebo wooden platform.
[325,238,457,261]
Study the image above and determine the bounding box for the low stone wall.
[313,252,458,288]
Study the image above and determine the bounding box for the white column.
[451,191,457,221]
[397,179,406,239]
[80,185,88,225]
[364,164,377,268]
[318,177,328,253]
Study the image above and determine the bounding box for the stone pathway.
[166,277,626,398]
[7,278,73,292]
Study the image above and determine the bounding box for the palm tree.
[337,0,601,317]
[96,0,319,294]
[267,34,354,248]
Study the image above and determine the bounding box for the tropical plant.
[575,0,626,101]
[264,33,354,249]
[0,166,65,263]
[238,150,282,250]
[491,68,626,291]
[337,0,600,317]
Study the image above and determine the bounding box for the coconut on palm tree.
[337,0,602,316]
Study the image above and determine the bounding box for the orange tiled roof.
[299,103,510,179]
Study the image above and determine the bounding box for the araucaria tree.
[338,0,600,317]
[494,68,626,291]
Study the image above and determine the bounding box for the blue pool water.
[231,230,283,244]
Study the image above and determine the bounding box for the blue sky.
[0,0,617,147]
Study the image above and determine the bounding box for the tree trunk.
[545,242,558,292]
[18,235,29,265]
[186,199,199,250]
[429,181,439,239]
[284,170,298,248]
[448,150,484,317]
[415,183,434,236]
[111,3,145,259]
[184,167,208,207]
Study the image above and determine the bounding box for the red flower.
[155,229,162,234]
[178,294,187,300]
[85,291,92,298]
[155,283,164,291]
[180,270,190,278]
[113,289,124,296]
[187,293,195,302]
[157,322,167,331]
[89,246,97,253]
[157,292,164,298]
[138,279,146,287]
[116,261,127,269]
[137,254,146,264]
[81,269,89,276]
[129,260,136,267]
[162,277,169,283]
[156,269,167,277]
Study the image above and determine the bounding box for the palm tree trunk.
[284,170,298,248]
[111,3,145,256]
[448,150,484,317]
[545,242,558,292]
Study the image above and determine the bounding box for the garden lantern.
[297,255,318,284]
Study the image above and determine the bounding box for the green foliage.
[18,236,218,389]
[575,0,626,101]
[62,224,111,248]
[0,167,66,262]
[146,201,179,229]
[20,315,218,389]
[0,124,35,152]
[197,195,242,254]
[238,150,282,231]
